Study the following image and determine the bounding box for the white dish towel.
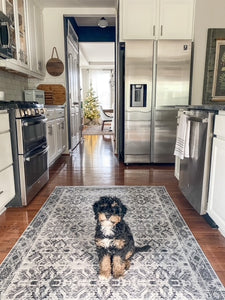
[174,113,190,159]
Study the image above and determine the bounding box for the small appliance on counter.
[24,89,45,104]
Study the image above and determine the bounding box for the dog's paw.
[99,274,111,280]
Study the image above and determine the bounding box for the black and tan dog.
[93,196,150,279]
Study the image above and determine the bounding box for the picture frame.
[202,28,225,104]
[212,40,225,101]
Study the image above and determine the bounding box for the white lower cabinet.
[0,166,15,214]
[0,110,15,214]
[46,107,66,166]
[207,112,225,237]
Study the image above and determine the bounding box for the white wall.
[40,7,115,86]
[192,0,225,105]
[0,70,28,101]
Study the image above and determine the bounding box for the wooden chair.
[99,106,113,131]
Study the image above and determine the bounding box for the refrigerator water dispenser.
[130,84,147,107]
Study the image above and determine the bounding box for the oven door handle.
[25,146,49,162]
[23,118,48,127]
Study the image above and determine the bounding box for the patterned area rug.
[0,186,225,300]
[82,125,113,135]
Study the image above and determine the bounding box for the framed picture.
[202,29,225,104]
[212,40,225,101]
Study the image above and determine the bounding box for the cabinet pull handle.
[153,25,155,36]
[161,25,163,36]
[0,190,3,195]
[48,125,53,135]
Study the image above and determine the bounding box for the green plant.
[83,85,100,121]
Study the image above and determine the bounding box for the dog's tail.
[135,245,151,253]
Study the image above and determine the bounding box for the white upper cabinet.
[119,0,195,40]
[0,0,45,78]
[159,0,195,39]
[26,0,45,76]
[1,0,28,67]
[120,0,157,40]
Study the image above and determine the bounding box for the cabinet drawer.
[0,132,13,171]
[46,108,56,120]
[0,165,15,208]
[214,115,225,138]
[55,108,65,118]
[0,111,10,132]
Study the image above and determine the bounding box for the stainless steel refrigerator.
[123,40,192,164]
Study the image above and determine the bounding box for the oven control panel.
[16,107,47,118]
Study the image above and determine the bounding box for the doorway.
[65,16,116,138]
[79,42,115,110]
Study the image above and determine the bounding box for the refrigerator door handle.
[160,25,163,36]
[153,25,155,36]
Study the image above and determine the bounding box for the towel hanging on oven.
[174,113,190,160]
[46,47,64,76]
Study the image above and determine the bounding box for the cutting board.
[37,84,66,105]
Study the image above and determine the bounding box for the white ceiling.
[79,42,115,68]
[39,0,117,8]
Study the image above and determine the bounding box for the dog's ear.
[120,202,127,217]
[114,197,127,217]
[93,201,100,219]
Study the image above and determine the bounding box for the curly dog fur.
[93,196,150,279]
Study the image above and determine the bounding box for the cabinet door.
[0,166,15,213]
[120,0,157,40]
[27,0,45,75]
[4,0,17,59]
[16,0,28,65]
[61,119,66,151]
[56,119,63,155]
[159,0,194,39]
[47,121,57,166]
[0,132,13,171]
[208,137,225,237]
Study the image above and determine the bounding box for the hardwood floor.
[0,135,225,286]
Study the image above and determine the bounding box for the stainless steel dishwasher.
[179,109,215,215]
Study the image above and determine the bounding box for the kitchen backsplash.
[0,70,29,101]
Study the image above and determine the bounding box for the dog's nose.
[104,212,111,219]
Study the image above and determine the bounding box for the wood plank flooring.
[0,135,225,286]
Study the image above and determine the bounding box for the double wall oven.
[0,101,49,206]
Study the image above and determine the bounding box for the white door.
[66,21,81,150]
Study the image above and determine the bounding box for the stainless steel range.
[0,101,49,206]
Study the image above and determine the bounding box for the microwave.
[0,11,13,59]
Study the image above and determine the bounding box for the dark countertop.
[0,101,17,110]
[190,105,225,111]
[176,104,225,111]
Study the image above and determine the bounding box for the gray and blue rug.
[0,186,225,300]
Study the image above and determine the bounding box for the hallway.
[0,135,225,286]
